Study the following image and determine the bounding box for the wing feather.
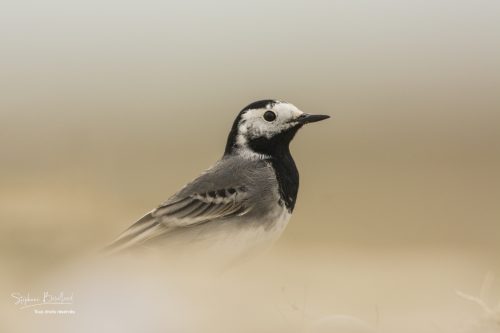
[106,187,251,252]
[105,157,274,253]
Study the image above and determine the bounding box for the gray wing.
[106,156,276,253]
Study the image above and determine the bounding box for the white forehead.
[242,101,303,120]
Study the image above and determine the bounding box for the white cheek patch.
[247,121,271,138]
[255,122,292,139]
[244,107,301,139]
[239,110,279,139]
[236,122,249,146]
[238,124,248,134]
[236,134,247,146]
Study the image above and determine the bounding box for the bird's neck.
[224,129,300,212]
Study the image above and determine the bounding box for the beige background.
[1,0,499,332]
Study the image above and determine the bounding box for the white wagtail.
[107,100,329,258]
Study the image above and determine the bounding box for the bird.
[106,99,329,260]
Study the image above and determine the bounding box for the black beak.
[297,113,330,124]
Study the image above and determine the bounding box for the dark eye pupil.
[263,110,276,122]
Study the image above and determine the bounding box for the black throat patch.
[246,126,301,212]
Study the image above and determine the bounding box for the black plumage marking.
[245,125,302,212]
[270,153,299,212]
[242,100,277,111]
[203,189,235,200]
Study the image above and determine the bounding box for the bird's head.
[224,99,330,158]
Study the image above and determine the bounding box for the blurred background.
[1,0,499,332]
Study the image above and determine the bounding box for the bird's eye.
[263,110,277,122]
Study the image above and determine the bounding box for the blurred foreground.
[1,244,499,333]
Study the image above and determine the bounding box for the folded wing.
[105,157,273,253]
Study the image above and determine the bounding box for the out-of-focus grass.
[1,245,499,333]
